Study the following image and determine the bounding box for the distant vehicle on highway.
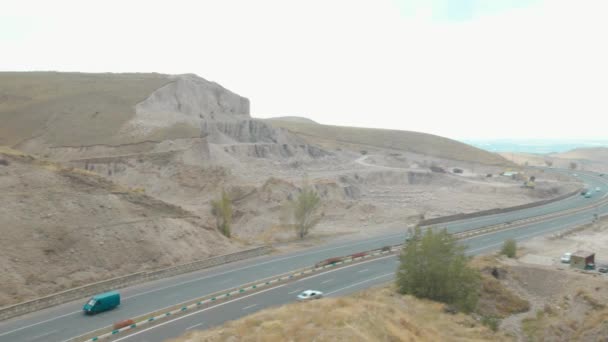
[598,265,608,273]
[561,252,572,263]
[584,191,593,198]
[297,290,323,301]
[596,187,601,192]
[83,291,120,314]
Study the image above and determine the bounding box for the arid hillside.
[0,147,239,307]
[501,147,608,173]
[266,118,513,166]
[0,72,579,307]
[553,147,608,162]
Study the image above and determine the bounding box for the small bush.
[481,315,501,332]
[501,239,517,258]
[0,159,8,166]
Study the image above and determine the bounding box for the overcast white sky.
[2,0,607,140]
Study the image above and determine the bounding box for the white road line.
[288,288,303,294]
[218,278,234,284]
[321,279,334,284]
[242,304,257,311]
[122,233,405,301]
[0,311,79,337]
[467,218,590,254]
[28,329,58,340]
[357,269,369,273]
[186,323,202,330]
[325,273,394,296]
[295,254,396,283]
[112,285,286,341]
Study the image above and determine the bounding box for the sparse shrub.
[360,150,368,155]
[0,159,8,166]
[569,162,578,170]
[397,227,481,313]
[500,239,517,258]
[481,315,500,332]
[287,184,322,239]
[211,190,232,238]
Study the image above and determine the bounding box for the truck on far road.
[83,291,120,314]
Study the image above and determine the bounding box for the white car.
[596,187,602,192]
[297,290,323,301]
[561,252,572,263]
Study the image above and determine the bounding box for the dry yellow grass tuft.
[170,287,512,342]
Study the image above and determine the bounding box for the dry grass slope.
[0,72,172,147]
[267,119,511,166]
[171,287,511,342]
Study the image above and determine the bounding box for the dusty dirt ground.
[0,148,240,307]
[64,144,579,246]
[490,218,608,341]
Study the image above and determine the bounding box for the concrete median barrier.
[74,245,402,341]
[419,188,582,227]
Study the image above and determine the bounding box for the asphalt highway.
[1,169,607,342]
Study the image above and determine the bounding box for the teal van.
[83,291,120,314]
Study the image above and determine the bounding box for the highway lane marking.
[111,285,287,342]
[325,273,394,296]
[357,269,369,273]
[186,323,202,330]
[321,279,334,284]
[62,254,401,341]
[288,288,304,294]
[27,329,58,340]
[0,310,79,337]
[242,304,258,310]
[218,278,234,284]
[296,254,396,283]
[466,217,591,255]
[30,235,405,340]
[122,232,406,301]
[458,212,594,243]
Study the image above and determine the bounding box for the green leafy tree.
[211,190,232,238]
[501,239,517,258]
[289,185,322,239]
[397,227,481,312]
